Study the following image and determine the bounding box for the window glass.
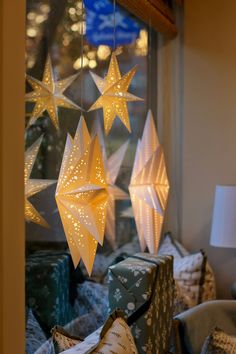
[25,0,148,247]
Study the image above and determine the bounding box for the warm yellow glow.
[55,117,109,274]
[35,14,47,24]
[87,50,96,59]
[69,7,76,15]
[70,21,85,34]
[27,12,36,20]
[88,59,97,69]
[26,55,81,129]
[135,29,148,56]
[97,45,111,60]
[25,136,56,228]
[73,56,89,70]
[129,110,170,254]
[27,28,37,38]
[89,53,143,135]
[27,58,36,69]
[92,120,129,249]
[40,4,50,13]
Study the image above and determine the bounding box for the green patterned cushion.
[201,327,236,354]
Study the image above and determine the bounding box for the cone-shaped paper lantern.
[129,110,170,253]
[89,53,143,135]
[25,136,56,227]
[55,117,109,274]
[92,119,129,248]
[26,56,81,129]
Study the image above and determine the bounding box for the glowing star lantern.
[26,56,81,129]
[92,119,129,249]
[89,53,143,135]
[25,136,56,228]
[129,110,170,254]
[55,117,109,275]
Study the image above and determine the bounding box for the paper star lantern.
[129,110,170,254]
[89,53,143,135]
[92,119,129,249]
[25,136,56,228]
[55,116,109,274]
[26,56,81,129]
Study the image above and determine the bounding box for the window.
[25,0,156,346]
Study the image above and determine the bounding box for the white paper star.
[92,119,129,248]
[25,136,56,227]
[55,117,109,274]
[129,110,170,253]
[89,53,143,135]
[26,56,81,129]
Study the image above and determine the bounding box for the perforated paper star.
[129,110,170,254]
[25,136,56,228]
[55,117,109,274]
[26,56,81,129]
[92,119,129,249]
[89,53,143,135]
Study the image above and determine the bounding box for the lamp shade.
[210,185,236,248]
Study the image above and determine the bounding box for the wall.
[182,0,236,298]
[0,1,25,353]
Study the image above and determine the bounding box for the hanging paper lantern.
[55,117,109,274]
[89,53,143,135]
[26,56,81,129]
[129,110,170,253]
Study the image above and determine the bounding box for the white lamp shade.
[210,185,236,248]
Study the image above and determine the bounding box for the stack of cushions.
[27,281,109,353]
[52,310,138,354]
[158,233,216,309]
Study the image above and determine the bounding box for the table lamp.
[210,185,236,298]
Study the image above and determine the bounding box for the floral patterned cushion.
[26,308,47,354]
[159,233,216,306]
[201,327,236,354]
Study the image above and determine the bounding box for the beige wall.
[182,0,236,298]
[0,1,25,353]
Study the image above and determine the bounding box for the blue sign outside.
[84,0,140,47]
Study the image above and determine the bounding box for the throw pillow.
[159,232,216,305]
[201,327,236,354]
[52,326,82,352]
[26,308,47,354]
[53,310,138,354]
[174,251,206,307]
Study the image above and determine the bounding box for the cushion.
[26,308,47,354]
[74,281,108,318]
[173,282,191,316]
[174,251,206,307]
[53,310,138,354]
[159,232,216,305]
[201,327,236,354]
[52,326,82,352]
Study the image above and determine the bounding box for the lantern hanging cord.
[113,0,116,51]
[80,0,84,115]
